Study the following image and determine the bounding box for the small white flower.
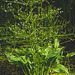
[10,3,12,5]
[19,18,20,20]
[70,39,72,40]
[4,10,7,12]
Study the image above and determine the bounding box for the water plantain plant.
[5,38,69,75]
[0,0,74,74]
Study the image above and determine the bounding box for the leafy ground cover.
[0,0,75,75]
[5,38,69,75]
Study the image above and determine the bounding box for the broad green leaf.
[45,50,60,59]
[5,53,31,65]
[52,64,69,74]
[66,52,75,57]
[54,38,59,48]
[5,53,22,66]
[45,46,65,59]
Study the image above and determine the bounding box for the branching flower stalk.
[1,0,74,75]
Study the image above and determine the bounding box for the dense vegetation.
[0,0,75,75]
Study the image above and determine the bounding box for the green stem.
[47,57,56,75]
[20,65,26,75]
[68,55,70,72]
[26,64,32,75]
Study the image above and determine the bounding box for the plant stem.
[20,65,26,75]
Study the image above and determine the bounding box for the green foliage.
[0,0,75,74]
[54,38,59,48]
[66,52,75,57]
[5,38,69,75]
[0,0,74,49]
[52,64,68,74]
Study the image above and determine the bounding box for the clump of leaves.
[5,38,69,75]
